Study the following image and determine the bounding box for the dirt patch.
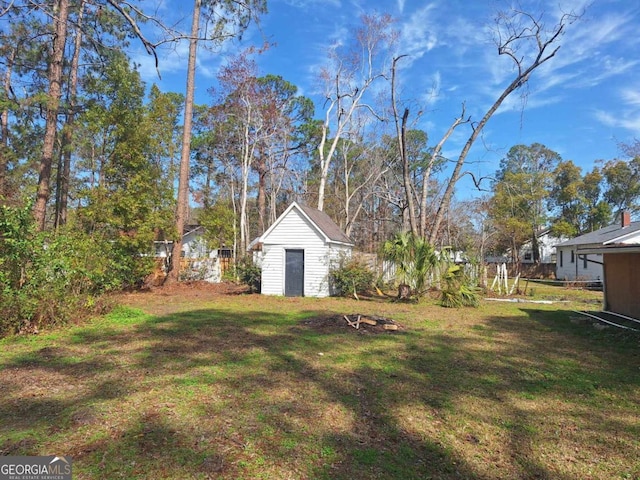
[145,280,248,297]
[300,314,404,334]
[117,281,249,315]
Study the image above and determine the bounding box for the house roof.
[260,202,354,246]
[555,221,640,248]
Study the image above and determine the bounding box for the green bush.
[0,203,154,337]
[330,256,374,297]
[235,255,261,293]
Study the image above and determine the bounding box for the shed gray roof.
[298,203,354,245]
[555,221,640,247]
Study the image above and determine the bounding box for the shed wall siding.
[261,246,283,296]
[261,208,342,297]
[555,246,603,281]
[603,253,640,319]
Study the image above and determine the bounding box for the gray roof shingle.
[555,221,640,247]
[297,203,354,245]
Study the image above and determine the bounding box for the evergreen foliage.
[0,203,151,336]
[235,255,262,293]
[329,256,375,297]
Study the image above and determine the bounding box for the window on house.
[571,250,574,263]
[583,255,588,269]
[524,252,532,261]
[560,250,563,267]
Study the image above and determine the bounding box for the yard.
[0,283,638,479]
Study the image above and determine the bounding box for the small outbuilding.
[258,202,354,297]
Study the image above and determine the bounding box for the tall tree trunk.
[391,57,417,236]
[0,47,14,201]
[419,112,466,237]
[34,0,69,231]
[168,0,200,283]
[532,229,540,263]
[399,108,418,236]
[203,150,213,209]
[256,154,267,235]
[55,0,84,229]
[239,117,253,254]
[428,82,520,244]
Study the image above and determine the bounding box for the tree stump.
[397,283,411,300]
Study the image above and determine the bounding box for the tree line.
[3,1,633,333]
[484,142,640,264]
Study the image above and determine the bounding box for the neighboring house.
[519,229,565,264]
[154,225,212,259]
[485,230,565,265]
[555,213,640,282]
[257,202,354,297]
[578,213,640,319]
[154,225,232,283]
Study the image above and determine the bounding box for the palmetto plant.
[440,264,480,308]
[381,232,445,297]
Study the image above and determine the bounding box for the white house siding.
[261,208,336,297]
[182,230,210,258]
[555,246,603,281]
[520,232,564,264]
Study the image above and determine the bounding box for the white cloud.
[595,107,640,135]
[530,9,637,88]
[594,83,640,135]
[622,87,640,107]
[283,0,341,7]
[398,3,439,65]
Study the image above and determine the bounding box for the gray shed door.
[285,249,304,297]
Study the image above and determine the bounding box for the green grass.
[0,284,639,479]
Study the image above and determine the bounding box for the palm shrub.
[440,264,480,308]
[381,232,444,299]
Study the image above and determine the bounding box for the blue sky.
[134,0,640,195]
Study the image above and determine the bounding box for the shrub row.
[0,203,153,337]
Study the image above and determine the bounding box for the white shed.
[259,202,354,297]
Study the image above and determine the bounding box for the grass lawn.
[1,283,638,479]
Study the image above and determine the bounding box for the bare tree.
[315,13,395,211]
[390,56,469,238]
[427,7,579,244]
